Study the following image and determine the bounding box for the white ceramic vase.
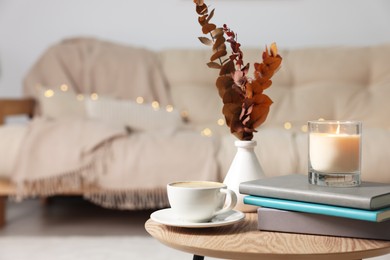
[223,140,265,212]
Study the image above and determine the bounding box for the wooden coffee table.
[145,213,390,260]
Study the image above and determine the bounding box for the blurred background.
[1,0,390,97]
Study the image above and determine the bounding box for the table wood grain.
[145,213,390,260]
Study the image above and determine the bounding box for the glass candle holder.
[308,120,362,187]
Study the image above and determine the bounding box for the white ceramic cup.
[167,181,237,223]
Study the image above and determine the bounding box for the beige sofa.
[1,38,390,226]
[160,45,390,184]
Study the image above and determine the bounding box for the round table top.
[145,213,390,260]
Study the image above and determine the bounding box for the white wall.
[1,0,390,97]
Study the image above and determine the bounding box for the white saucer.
[150,208,245,228]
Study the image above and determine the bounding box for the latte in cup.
[170,181,225,188]
[167,181,237,223]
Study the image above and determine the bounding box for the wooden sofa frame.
[0,98,35,227]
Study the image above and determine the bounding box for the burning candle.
[308,121,362,187]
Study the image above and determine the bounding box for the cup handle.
[214,188,237,216]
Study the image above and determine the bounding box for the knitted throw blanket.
[12,118,219,209]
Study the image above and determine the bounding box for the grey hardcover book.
[239,174,390,210]
[258,207,390,240]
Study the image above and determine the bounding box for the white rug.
[0,236,193,260]
[0,236,388,260]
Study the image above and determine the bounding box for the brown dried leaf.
[222,103,242,115]
[222,86,244,104]
[193,0,204,5]
[202,23,217,34]
[249,80,262,94]
[261,80,272,90]
[251,79,271,93]
[254,46,282,83]
[213,36,225,51]
[253,93,273,106]
[198,37,213,46]
[196,4,208,15]
[230,119,245,135]
[245,82,253,98]
[222,103,241,128]
[219,60,235,76]
[270,42,278,57]
[265,57,282,71]
[207,61,222,69]
[206,9,215,22]
[221,57,231,64]
[258,78,272,88]
[250,94,273,129]
[198,15,207,26]
[210,49,227,61]
[215,75,234,98]
[212,43,226,53]
[210,28,224,38]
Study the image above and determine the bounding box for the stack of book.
[239,174,390,240]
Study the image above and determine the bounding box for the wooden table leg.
[193,255,204,260]
[0,196,6,228]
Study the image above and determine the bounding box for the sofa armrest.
[0,98,35,125]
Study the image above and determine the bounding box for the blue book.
[244,195,390,222]
[239,174,390,210]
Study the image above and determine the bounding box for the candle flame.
[336,122,341,134]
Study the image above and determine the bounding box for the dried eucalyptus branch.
[194,0,282,140]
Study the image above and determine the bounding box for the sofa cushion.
[265,45,390,129]
[338,45,390,128]
[36,86,86,119]
[85,96,184,132]
[159,50,223,126]
[161,45,390,130]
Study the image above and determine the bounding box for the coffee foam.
[171,181,224,188]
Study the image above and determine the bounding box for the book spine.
[244,196,381,222]
[239,184,370,209]
[257,208,390,241]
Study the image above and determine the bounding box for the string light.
[38,86,249,137]
[46,86,319,137]
[151,101,160,111]
[284,122,292,130]
[136,96,144,104]
[44,89,54,98]
[90,93,99,100]
[201,128,212,137]
[60,84,68,92]
[217,118,225,126]
[165,105,174,112]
